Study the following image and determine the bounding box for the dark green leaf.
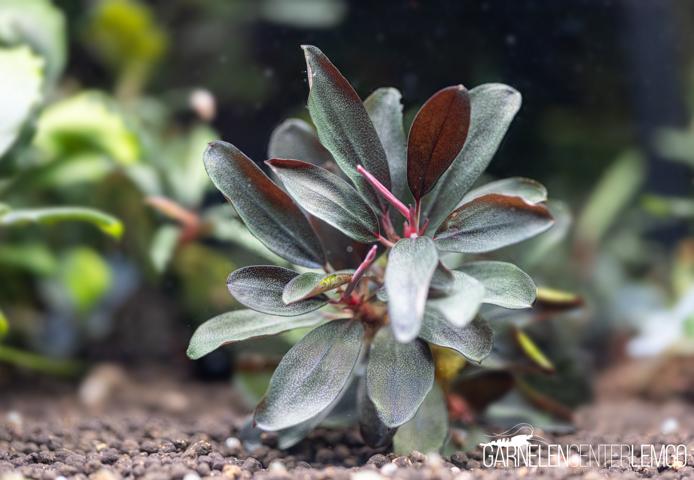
[407,85,471,200]
[204,141,325,268]
[255,319,364,430]
[385,236,439,342]
[228,266,327,316]
[419,309,493,363]
[303,45,390,210]
[458,261,536,309]
[282,270,354,304]
[434,194,554,253]
[460,177,547,206]
[267,159,379,242]
[366,327,434,427]
[423,84,522,230]
[268,118,334,169]
[187,309,326,360]
[358,377,396,448]
[393,384,448,454]
[0,206,123,239]
[365,88,408,203]
[428,262,456,296]
[427,271,484,327]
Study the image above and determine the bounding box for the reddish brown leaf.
[407,85,471,200]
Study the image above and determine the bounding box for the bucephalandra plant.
[187,45,554,448]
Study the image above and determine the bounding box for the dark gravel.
[0,365,692,479]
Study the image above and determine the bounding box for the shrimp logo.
[480,424,548,468]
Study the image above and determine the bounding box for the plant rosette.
[188,45,554,448]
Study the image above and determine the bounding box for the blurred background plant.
[0,0,692,453]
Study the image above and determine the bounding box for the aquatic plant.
[188,45,554,447]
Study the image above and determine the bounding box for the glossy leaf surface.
[366,327,434,427]
[407,85,470,200]
[255,319,364,430]
[187,309,325,360]
[282,270,354,304]
[385,236,438,342]
[458,261,536,309]
[303,45,390,209]
[365,87,408,202]
[204,141,324,268]
[426,271,484,327]
[419,309,493,363]
[423,84,522,230]
[227,266,327,316]
[267,159,379,242]
[460,177,547,206]
[435,194,553,253]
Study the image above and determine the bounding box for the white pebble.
[225,436,242,449]
[661,417,679,435]
[380,462,398,476]
[183,473,201,480]
[350,471,382,480]
[6,411,22,427]
[268,461,286,473]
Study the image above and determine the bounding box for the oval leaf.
[407,85,471,200]
[282,270,354,304]
[302,45,390,210]
[267,159,380,242]
[0,206,123,239]
[358,377,397,448]
[365,87,408,203]
[393,384,448,455]
[385,236,438,342]
[255,319,364,430]
[426,271,484,327]
[460,177,547,206]
[228,266,327,316]
[366,327,434,428]
[268,118,334,169]
[434,194,554,253]
[423,84,522,230]
[187,309,325,360]
[458,261,536,309]
[204,141,324,268]
[419,309,493,363]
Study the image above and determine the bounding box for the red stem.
[343,244,378,298]
[357,165,411,221]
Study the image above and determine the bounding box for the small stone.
[350,472,383,480]
[241,457,262,473]
[366,454,388,468]
[79,364,127,409]
[380,463,397,476]
[224,437,241,451]
[409,450,426,463]
[392,456,411,468]
[195,463,210,476]
[450,452,468,468]
[184,441,212,458]
[661,417,679,435]
[315,448,334,464]
[222,464,241,478]
[90,469,120,480]
[183,473,201,480]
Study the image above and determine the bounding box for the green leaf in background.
[267,159,380,243]
[303,45,391,210]
[393,384,448,455]
[260,0,347,29]
[427,271,484,327]
[458,261,536,309]
[204,141,325,268]
[149,224,181,273]
[282,270,354,304]
[187,309,326,360]
[59,247,112,314]
[460,177,548,206]
[255,319,364,431]
[0,46,44,157]
[366,327,434,428]
[385,236,439,342]
[576,150,645,246]
[418,309,493,363]
[423,84,522,230]
[0,242,58,276]
[0,0,66,86]
[0,345,82,376]
[0,308,8,341]
[435,194,554,253]
[407,85,471,200]
[515,328,555,373]
[267,118,334,168]
[365,87,408,204]
[33,91,140,165]
[0,206,124,239]
[227,266,327,316]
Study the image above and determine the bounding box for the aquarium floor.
[0,365,692,480]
